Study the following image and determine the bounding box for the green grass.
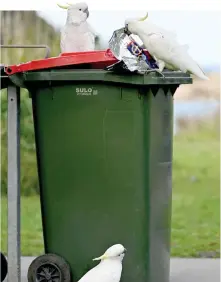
[1,115,220,257]
[1,196,44,256]
[171,144,219,257]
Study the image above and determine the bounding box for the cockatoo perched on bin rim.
[124,13,209,80]
[77,244,126,282]
[57,2,96,53]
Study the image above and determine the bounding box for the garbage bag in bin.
[7,50,192,282]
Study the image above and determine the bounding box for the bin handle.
[0,44,51,59]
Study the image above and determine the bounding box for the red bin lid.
[5,49,118,75]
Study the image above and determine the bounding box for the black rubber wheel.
[1,252,8,282]
[27,253,71,282]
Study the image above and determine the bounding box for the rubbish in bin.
[108,27,164,76]
[124,12,209,80]
[104,60,133,74]
[78,244,126,282]
[57,2,96,53]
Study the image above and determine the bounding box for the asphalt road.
[4,257,220,282]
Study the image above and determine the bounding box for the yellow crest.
[138,12,148,21]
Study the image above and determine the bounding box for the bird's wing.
[87,23,98,38]
[87,30,96,49]
[147,20,178,40]
[146,32,177,59]
[143,31,190,71]
[146,32,207,77]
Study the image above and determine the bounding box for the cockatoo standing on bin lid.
[57,2,96,53]
[77,244,126,282]
[124,13,209,80]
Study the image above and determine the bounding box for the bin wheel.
[1,252,8,282]
[27,253,71,282]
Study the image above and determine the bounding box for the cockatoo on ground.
[78,244,126,282]
[124,13,209,80]
[57,2,96,53]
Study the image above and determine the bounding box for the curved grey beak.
[84,8,89,18]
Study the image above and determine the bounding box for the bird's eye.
[79,8,82,11]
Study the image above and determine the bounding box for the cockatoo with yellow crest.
[124,13,209,80]
[77,244,126,282]
[57,2,96,53]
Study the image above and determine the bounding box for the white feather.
[61,22,95,52]
[60,2,95,53]
[78,260,122,282]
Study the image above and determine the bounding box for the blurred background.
[1,10,220,258]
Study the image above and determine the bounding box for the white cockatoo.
[57,2,96,53]
[125,13,209,80]
[78,244,126,282]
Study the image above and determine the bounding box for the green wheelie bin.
[6,50,192,282]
